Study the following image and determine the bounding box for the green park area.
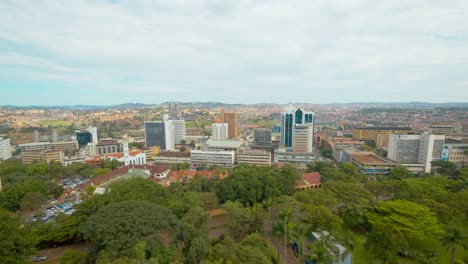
[99,169,150,189]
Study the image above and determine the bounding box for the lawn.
[100,169,150,188]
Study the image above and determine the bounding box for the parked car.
[31,255,47,262]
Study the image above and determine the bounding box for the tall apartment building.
[253,128,272,146]
[168,102,180,118]
[212,123,228,140]
[219,110,239,139]
[0,137,12,161]
[280,105,315,152]
[387,133,445,173]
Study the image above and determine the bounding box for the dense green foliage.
[0,208,37,263]
[217,164,300,205]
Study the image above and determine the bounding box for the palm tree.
[271,221,284,263]
[288,222,310,261]
[279,208,291,264]
[307,230,340,264]
[440,226,468,264]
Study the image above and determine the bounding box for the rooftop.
[297,172,321,188]
[353,126,412,131]
[351,154,392,166]
[206,139,243,149]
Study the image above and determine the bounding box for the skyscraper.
[145,117,186,151]
[168,102,180,118]
[280,105,315,151]
[212,123,228,140]
[220,110,239,139]
[145,121,166,150]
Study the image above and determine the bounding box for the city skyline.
[1,0,468,105]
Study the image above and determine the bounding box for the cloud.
[0,0,467,104]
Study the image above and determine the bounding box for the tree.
[223,201,254,239]
[294,188,338,209]
[367,200,444,241]
[306,231,340,264]
[20,192,47,211]
[388,166,413,180]
[82,201,178,257]
[440,226,468,264]
[364,180,395,201]
[288,222,310,260]
[180,146,187,152]
[366,222,408,263]
[59,249,86,264]
[431,160,458,176]
[186,236,210,264]
[303,205,343,232]
[0,208,37,264]
[92,168,110,177]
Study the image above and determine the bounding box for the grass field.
[100,170,150,188]
[38,120,72,127]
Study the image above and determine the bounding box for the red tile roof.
[297,172,321,188]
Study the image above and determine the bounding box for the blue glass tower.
[280,105,315,149]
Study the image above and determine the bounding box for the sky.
[0,0,467,106]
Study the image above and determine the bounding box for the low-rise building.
[441,143,468,167]
[350,153,397,174]
[21,150,64,165]
[296,172,321,190]
[104,150,147,165]
[155,151,191,165]
[19,142,51,152]
[51,141,78,154]
[238,150,272,166]
[190,150,235,168]
[96,140,122,155]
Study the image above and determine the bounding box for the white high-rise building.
[0,137,12,161]
[212,123,228,140]
[170,119,186,145]
[280,104,315,152]
[387,133,445,173]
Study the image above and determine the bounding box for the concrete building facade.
[387,133,445,173]
[0,137,12,161]
[19,142,51,152]
[219,110,239,139]
[238,150,272,166]
[190,150,235,168]
[253,128,272,147]
[280,105,315,151]
[212,123,229,140]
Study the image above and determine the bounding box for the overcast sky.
[0,0,467,105]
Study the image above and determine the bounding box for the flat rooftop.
[352,154,393,166]
[206,139,243,149]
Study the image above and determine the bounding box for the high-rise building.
[168,102,180,118]
[220,110,239,139]
[253,128,272,146]
[75,127,98,147]
[169,119,186,145]
[212,123,229,140]
[0,137,12,161]
[293,124,314,153]
[145,117,186,151]
[429,123,455,136]
[387,133,445,173]
[145,121,166,150]
[280,105,315,151]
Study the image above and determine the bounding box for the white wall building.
[0,137,12,161]
[170,119,186,145]
[104,150,147,165]
[19,142,51,152]
[293,124,314,153]
[190,150,235,168]
[387,133,445,173]
[212,123,228,140]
